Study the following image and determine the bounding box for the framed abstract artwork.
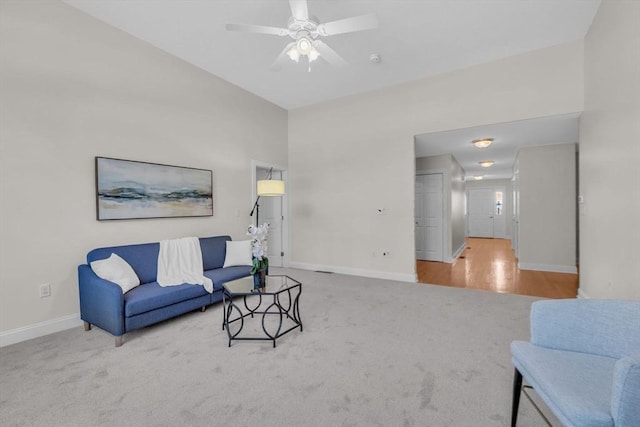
[95,157,213,220]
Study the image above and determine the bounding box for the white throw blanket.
[157,237,213,293]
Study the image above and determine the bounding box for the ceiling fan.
[225,0,378,70]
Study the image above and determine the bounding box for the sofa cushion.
[90,253,140,293]
[200,236,231,271]
[223,240,252,267]
[88,242,160,285]
[511,341,616,427]
[124,281,209,317]
[205,266,252,291]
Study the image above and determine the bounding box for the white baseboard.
[446,243,467,263]
[577,288,589,299]
[0,313,82,348]
[518,262,578,274]
[288,262,416,283]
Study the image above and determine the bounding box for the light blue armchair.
[511,299,640,427]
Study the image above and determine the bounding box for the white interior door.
[415,177,425,260]
[256,167,284,267]
[468,188,494,237]
[415,174,443,262]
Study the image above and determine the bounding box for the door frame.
[252,160,289,268]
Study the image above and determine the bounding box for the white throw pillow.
[90,253,140,293]
[223,240,252,267]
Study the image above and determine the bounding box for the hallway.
[417,238,578,299]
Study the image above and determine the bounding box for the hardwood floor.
[417,238,578,299]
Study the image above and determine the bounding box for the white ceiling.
[415,113,580,180]
[64,0,601,110]
[63,1,596,179]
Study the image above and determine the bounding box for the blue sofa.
[78,235,251,346]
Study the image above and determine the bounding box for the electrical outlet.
[377,208,387,215]
[39,283,50,298]
[382,251,391,257]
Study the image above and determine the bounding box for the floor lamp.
[250,168,285,226]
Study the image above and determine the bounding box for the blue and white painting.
[96,157,213,220]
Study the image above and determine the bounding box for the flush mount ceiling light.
[472,138,493,148]
[479,160,495,168]
[473,176,484,180]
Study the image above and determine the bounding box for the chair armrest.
[611,353,640,426]
[530,299,640,358]
[78,264,125,336]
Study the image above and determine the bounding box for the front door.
[468,188,494,238]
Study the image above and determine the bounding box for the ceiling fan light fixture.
[296,36,312,55]
[472,138,493,148]
[308,47,320,62]
[479,160,495,168]
[286,46,301,62]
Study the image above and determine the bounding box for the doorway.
[253,163,287,268]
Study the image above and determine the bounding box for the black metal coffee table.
[222,275,302,347]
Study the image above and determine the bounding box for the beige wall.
[580,0,640,298]
[0,1,287,336]
[449,157,466,257]
[289,41,584,280]
[515,144,577,273]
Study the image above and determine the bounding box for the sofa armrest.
[530,299,640,358]
[78,264,125,336]
[611,353,640,426]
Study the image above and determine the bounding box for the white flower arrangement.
[247,222,269,274]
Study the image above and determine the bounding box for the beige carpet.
[1,268,556,426]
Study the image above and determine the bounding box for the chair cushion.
[204,266,252,291]
[611,354,640,426]
[511,341,616,427]
[124,281,208,317]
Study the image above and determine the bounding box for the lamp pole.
[249,195,261,226]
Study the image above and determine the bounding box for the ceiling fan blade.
[317,14,378,36]
[271,42,296,70]
[289,0,309,21]
[314,41,347,68]
[225,23,288,36]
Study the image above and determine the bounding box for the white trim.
[577,288,589,299]
[447,242,467,263]
[0,313,82,348]
[518,262,578,274]
[289,262,416,283]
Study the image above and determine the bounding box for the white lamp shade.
[257,179,285,196]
